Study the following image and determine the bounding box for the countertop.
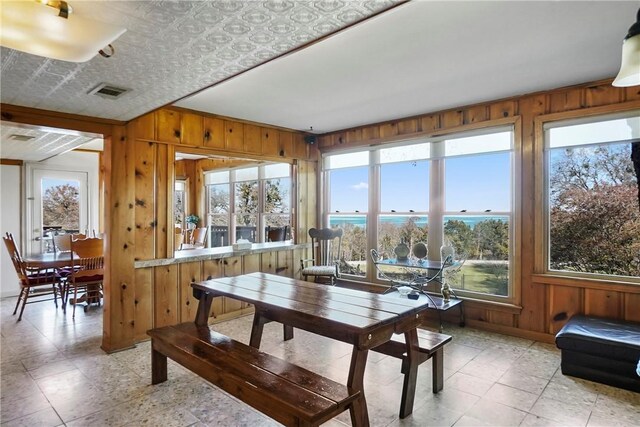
[134,241,310,268]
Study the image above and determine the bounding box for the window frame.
[539,109,640,284]
[322,120,520,303]
[205,163,292,246]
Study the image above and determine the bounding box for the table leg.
[250,312,267,349]
[194,291,214,327]
[347,347,369,427]
[399,328,420,418]
[283,324,294,341]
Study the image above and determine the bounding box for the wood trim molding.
[319,116,519,154]
[532,274,640,294]
[465,319,556,344]
[1,104,121,136]
[0,159,23,166]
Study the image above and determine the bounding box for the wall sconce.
[613,8,640,87]
[0,0,126,62]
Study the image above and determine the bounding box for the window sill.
[532,273,640,294]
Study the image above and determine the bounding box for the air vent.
[9,134,35,142]
[88,83,129,99]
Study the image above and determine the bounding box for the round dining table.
[24,252,74,269]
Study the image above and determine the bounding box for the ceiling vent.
[8,134,35,142]
[88,83,129,99]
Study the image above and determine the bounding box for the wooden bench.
[371,328,452,417]
[148,322,361,427]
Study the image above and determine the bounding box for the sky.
[330,152,511,214]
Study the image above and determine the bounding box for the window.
[545,112,640,279]
[323,127,514,299]
[205,163,291,247]
[326,152,369,277]
[175,180,187,230]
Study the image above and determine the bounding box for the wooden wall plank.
[134,268,153,341]
[225,121,244,151]
[243,254,261,274]
[262,127,279,157]
[442,110,463,128]
[261,251,277,275]
[202,259,224,319]
[548,90,582,113]
[179,261,202,322]
[153,264,179,327]
[155,144,169,259]
[584,289,622,318]
[291,133,308,160]
[134,113,155,140]
[279,131,294,158]
[244,124,262,154]
[223,256,243,312]
[102,125,136,352]
[463,105,488,124]
[624,293,640,323]
[548,285,582,334]
[180,112,203,146]
[203,116,225,149]
[156,109,181,144]
[134,140,155,261]
[277,250,293,277]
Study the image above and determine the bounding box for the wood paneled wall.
[317,79,640,343]
[100,107,317,351]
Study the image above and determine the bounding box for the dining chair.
[3,232,62,321]
[266,225,288,242]
[53,234,72,252]
[191,227,208,248]
[175,233,184,251]
[66,237,104,318]
[300,227,343,286]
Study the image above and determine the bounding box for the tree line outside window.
[545,112,640,279]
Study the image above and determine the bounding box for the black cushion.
[555,315,640,363]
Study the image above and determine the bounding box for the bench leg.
[151,343,167,385]
[399,329,420,418]
[432,348,444,393]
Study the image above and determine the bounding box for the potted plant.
[185,214,199,230]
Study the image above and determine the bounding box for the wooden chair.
[3,232,62,321]
[175,233,184,251]
[191,227,208,247]
[66,237,104,318]
[266,225,288,242]
[53,234,71,252]
[300,227,343,286]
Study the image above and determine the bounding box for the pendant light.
[613,8,640,87]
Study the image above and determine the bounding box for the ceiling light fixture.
[613,8,640,87]
[0,0,126,63]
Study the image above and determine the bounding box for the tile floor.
[1,297,639,427]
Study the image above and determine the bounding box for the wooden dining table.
[23,252,74,269]
[192,272,437,425]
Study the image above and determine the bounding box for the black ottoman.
[555,315,640,392]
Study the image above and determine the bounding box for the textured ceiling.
[0,0,399,121]
[0,123,99,162]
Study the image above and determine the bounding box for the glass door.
[29,169,89,254]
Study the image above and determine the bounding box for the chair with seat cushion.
[3,232,62,321]
[300,227,343,286]
[66,237,104,318]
